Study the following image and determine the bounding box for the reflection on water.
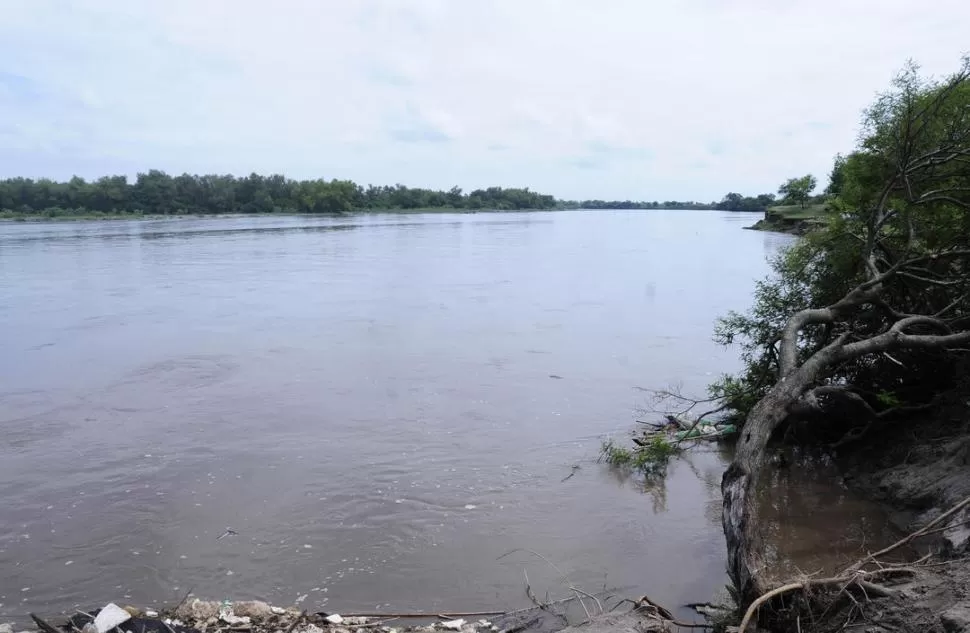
[2,210,786,623]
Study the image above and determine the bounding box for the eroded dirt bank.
[765,396,970,633]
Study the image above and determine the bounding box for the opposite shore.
[743,203,830,235]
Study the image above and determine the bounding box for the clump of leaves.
[875,390,901,408]
[599,435,681,476]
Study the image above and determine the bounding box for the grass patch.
[599,435,681,476]
[766,203,830,220]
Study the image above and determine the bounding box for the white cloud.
[1,0,968,200]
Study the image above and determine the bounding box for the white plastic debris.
[218,605,250,627]
[477,622,491,628]
[94,603,132,633]
[325,615,345,625]
[270,607,286,615]
[145,611,159,619]
[217,600,252,626]
[441,620,466,630]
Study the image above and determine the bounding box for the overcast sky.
[1,1,968,201]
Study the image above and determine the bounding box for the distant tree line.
[0,171,558,216]
[0,170,790,218]
[561,199,718,210]
[563,192,780,212]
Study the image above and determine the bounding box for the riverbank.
[744,204,830,235]
[3,596,690,633]
[748,392,970,633]
[830,396,970,632]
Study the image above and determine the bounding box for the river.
[1,210,793,622]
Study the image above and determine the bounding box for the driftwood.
[30,614,63,633]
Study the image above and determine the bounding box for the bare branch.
[897,271,963,286]
[936,293,968,318]
[779,292,875,376]
[917,186,970,200]
[838,320,970,360]
[914,194,970,209]
[891,314,954,334]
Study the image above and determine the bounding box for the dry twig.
[173,587,195,612]
[852,494,970,569]
[341,610,505,618]
[284,611,307,633]
[498,548,602,621]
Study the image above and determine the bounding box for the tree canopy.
[0,173,559,216]
[0,172,785,217]
[713,192,777,212]
[777,174,818,207]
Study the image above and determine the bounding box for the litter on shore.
[12,593,696,633]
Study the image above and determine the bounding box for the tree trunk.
[721,367,820,605]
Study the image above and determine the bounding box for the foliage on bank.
[712,57,970,437]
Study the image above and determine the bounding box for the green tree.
[714,192,776,212]
[720,192,744,210]
[91,176,129,212]
[132,170,177,214]
[777,174,818,207]
[446,186,464,208]
[825,153,848,196]
[715,57,970,614]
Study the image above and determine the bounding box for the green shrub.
[600,435,681,477]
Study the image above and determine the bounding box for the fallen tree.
[717,57,970,618]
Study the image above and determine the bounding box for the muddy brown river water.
[0,211,897,623]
